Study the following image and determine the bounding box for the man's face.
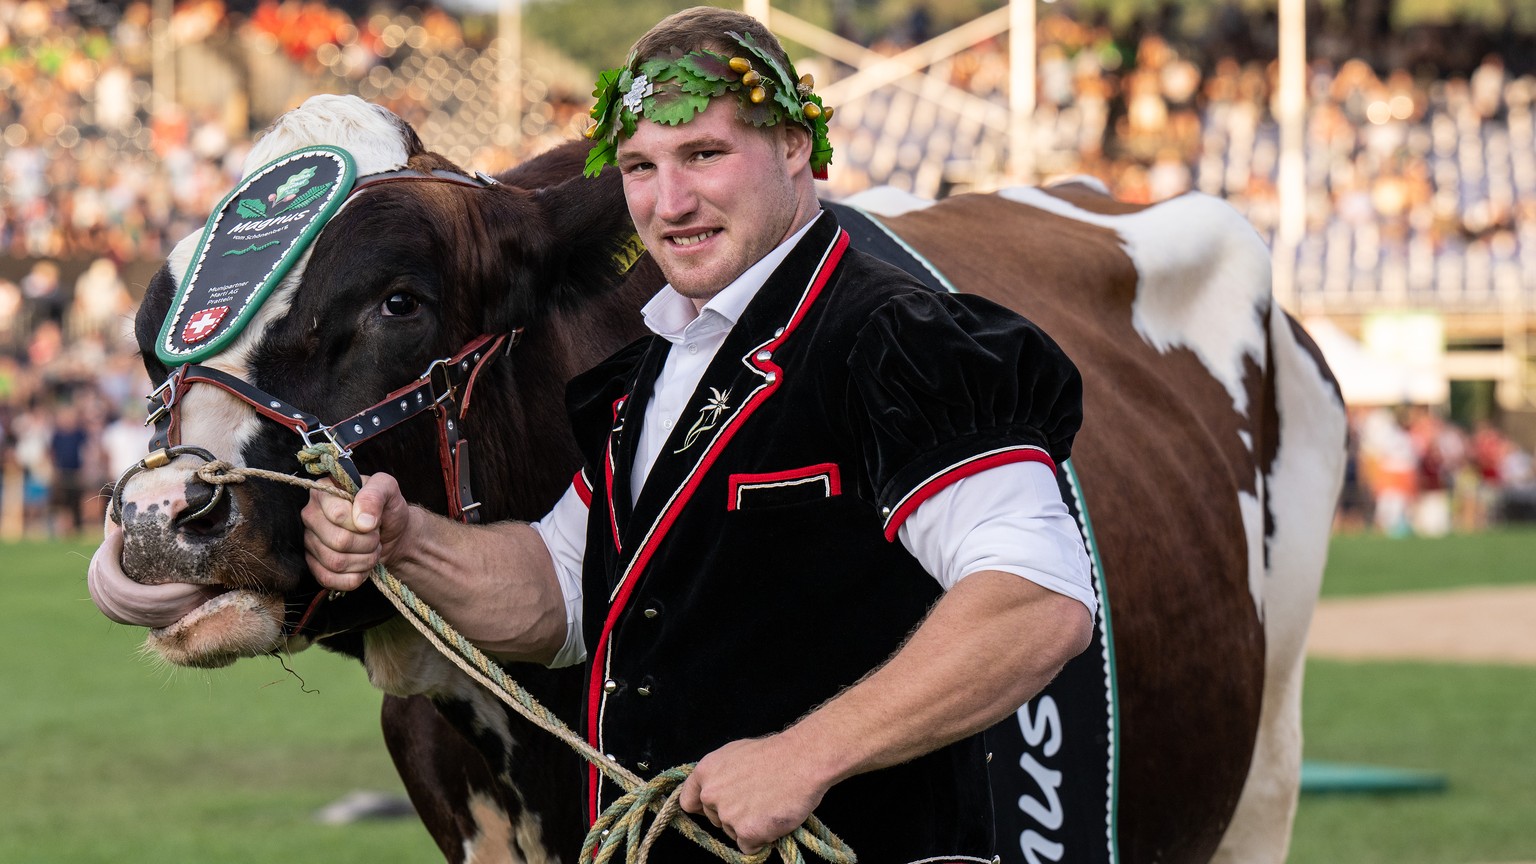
[617,96,810,304]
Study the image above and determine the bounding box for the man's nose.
[653,166,698,222]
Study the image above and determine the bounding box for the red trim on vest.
[726,462,842,510]
[604,397,625,552]
[585,230,851,819]
[881,446,1057,542]
[572,469,593,508]
[603,440,620,551]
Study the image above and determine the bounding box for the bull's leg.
[370,617,582,864]
[382,693,523,864]
[1213,313,1346,863]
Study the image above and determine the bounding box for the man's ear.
[782,123,813,172]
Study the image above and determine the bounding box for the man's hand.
[88,521,221,627]
[677,735,831,854]
[300,472,413,592]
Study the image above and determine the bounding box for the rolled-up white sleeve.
[896,460,1097,619]
[530,477,590,667]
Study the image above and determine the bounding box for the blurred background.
[2,0,1534,540]
[2,0,1534,862]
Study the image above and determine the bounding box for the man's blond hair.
[628,6,793,74]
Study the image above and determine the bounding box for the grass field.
[0,540,439,864]
[1319,527,1536,597]
[1291,661,1536,864]
[2,529,1534,862]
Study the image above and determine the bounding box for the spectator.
[48,403,88,536]
[68,258,131,342]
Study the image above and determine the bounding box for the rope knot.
[297,443,347,485]
[193,460,245,486]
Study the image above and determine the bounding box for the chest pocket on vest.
[726,462,842,511]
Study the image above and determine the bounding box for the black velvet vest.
[565,211,1082,863]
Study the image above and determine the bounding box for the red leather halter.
[145,330,518,522]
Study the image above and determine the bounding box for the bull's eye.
[382,293,420,317]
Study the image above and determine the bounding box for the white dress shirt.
[535,214,1094,667]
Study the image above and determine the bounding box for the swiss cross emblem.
[182,306,229,343]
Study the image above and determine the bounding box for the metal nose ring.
[109,444,225,527]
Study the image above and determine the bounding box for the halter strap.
[351,167,499,194]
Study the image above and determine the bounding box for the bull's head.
[114,95,649,669]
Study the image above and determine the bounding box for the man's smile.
[668,229,720,247]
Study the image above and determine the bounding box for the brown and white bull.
[105,94,1345,863]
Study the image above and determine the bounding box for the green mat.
[1301,760,1448,794]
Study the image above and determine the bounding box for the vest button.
[637,761,650,772]
[643,607,659,619]
[637,685,652,697]
[603,679,618,694]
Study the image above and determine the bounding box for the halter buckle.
[305,423,353,460]
[148,374,178,401]
[143,371,183,426]
[421,356,457,406]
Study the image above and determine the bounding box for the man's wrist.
[383,503,430,572]
[778,715,858,791]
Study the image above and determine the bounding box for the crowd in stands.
[825,11,1536,311]
[1342,405,1536,536]
[0,256,149,539]
[3,0,1536,537]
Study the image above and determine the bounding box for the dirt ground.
[1306,584,1536,666]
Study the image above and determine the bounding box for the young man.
[93,7,1095,859]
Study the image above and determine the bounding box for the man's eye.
[382,293,420,317]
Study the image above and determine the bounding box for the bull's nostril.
[173,480,230,538]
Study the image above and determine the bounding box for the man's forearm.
[386,507,569,664]
[781,569,1093,787]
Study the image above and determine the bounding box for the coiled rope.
[194,445,857,864]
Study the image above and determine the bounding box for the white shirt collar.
[640,211,822,342]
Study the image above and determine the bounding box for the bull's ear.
[135,264,176,380]
[523,162,648,314]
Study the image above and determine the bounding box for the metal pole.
[500,0,523,155]
[774,8,1012,130]
[822,7,1010,106]
[1275,0,1307,310]
[151,0,174,113]
[744,0,770,25]
[1008,0,1036,184]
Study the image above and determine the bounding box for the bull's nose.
[172,479,230,537]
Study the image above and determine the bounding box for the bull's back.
[869,188,1273,861]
